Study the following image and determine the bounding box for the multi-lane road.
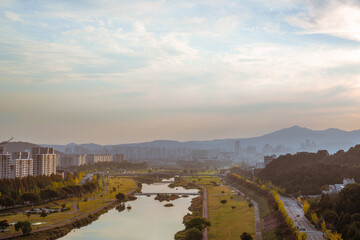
[280,196,324,240]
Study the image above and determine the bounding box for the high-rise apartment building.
[264,154,276,166]
[11,152,33,178]
[114,154,124,162]
[234,140,241,161]
[0,150,33,179]
[86,154,113,164]
[0,151,11,179]
[32,147,57,176]
[58,154,86,168]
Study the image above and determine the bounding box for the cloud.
[287,0,360,41]
[4,10,22,22]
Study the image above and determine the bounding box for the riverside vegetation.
[174,176,256,240]
[0,175,138,239]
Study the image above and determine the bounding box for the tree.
[240,232,253,240]
[220,199,227,205]
[0,196,15,208]
[40,211,48,219]
[116,193,126,202]
[21,192,40,204]
[185,228,203,240]
[248,202,253,208]
[15,221,32,235]
[26,212,31,219]
[40,189,59,201]
[0,220,9,230]
[311,212,319,226]
[185,217,211,231]
[231,206,236,211]
[303,200,310,214]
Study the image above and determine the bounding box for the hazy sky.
[1,0,360,144]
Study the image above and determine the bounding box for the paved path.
[229,185,262,240]
[198,185,208,240]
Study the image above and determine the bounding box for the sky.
[1,0,360,145]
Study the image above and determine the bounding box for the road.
[280,196,324,240]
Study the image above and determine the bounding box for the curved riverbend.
[60,179,198,240]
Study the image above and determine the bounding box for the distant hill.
[1,141,40,153]
[42,126,360,153]
[259,145,360,194]
[1,141,62,154]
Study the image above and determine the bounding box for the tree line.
[67,161,148,172]
[305,183,360,239]
[0,172,103,208]
[227,173,298,240]
[259,145,360,195]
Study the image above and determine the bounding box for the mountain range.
[39,126,360,154]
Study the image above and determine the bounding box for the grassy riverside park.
[185,176,256,240]
[0,177,137,237]
[228,180,279,240]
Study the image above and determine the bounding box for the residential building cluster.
[86,154,113,164]
[322,178,356,195]
[58,154,86,168]
[57,154,116,168]
[0,146,57,179]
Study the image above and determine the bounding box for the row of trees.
[0,173,101,208]
[260,145,360,194]
[229,173,298,240]
[67,161,148,173]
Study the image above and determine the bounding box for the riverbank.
[173,177,203,240]
[0,177,138,240]
[60,177,199,240]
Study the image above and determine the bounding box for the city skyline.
[1,0,360,144]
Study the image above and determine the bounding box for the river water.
[60,179,198,240]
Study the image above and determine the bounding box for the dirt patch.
[262,211,281,231]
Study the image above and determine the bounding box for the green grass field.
[230,181,280,240]
[186,177,256,240]
[230,182,274,218]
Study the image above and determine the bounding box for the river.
[60,179,198,240]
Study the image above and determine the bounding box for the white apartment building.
[0,147,33,179]
[32,147,57,176]
[11,152,33,178]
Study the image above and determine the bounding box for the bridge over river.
[111,172,222,178]
[134,192,200,196]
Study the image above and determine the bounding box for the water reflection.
[60,180,198,240]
